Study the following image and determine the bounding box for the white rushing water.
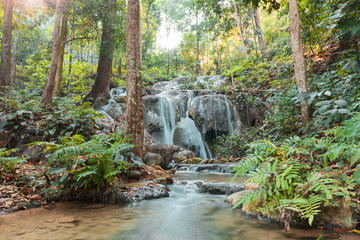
[102,76,240,159]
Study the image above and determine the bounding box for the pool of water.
[0,172,358,240]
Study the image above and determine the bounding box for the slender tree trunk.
[54,15,68,97]
[254,8,267,57]
[10,29,19,86]
[195,16,200,75]
[80,47,83,62]
[289,0,311,126]
[224,33,234,86]
[40,0,63,104]
[84,1,116,103]
[0,0,14,90]
[118,52,122,75]
[217,39,221,73]
[126,0,144,158]
[142,0,154,62]
[251,14,259,59]
[233,0,249,59]
[67,27,75,96]
[167,49,170,75]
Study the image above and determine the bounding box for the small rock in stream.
[198,182,245,195]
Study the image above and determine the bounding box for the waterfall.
[157,96,177,145]
[102,76,242,160]
[224,96,234,135]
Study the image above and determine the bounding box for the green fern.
[37,131,133,194]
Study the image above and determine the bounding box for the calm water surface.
[0,172,357,240]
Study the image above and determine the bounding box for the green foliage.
[0,90,103,145]
[214,128,264,158]
[0,148,26,174]
[33,132,133,195]
[38,100,101,140]
[233,117,360,226]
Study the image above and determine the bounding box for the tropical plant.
[233,129,358,228]
[30,132,133,196]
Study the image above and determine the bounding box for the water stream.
[0,172,357,240]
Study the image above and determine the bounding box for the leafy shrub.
[0,148,26,182]
[38,100,101,140]
[214,128,263,158]
[233,113,360,228]
[1,91,102,143]
[33,132,133,196]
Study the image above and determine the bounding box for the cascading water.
[103,76,241,159]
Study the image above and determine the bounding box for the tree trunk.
[233,0,249,59]
[142,0,154,62]
[67,27,75,96]
[118,52,122,75]
[125,0,144,158]
[84,1,116,104]
[195,16,201,75]
[289,0,311,126]
[0,0,14,90]
[251,14,259,59]
[167,49,170,75]
[40,0,63,105]
[10,29,19,86]
[224,33,234,86]
[217,39,221,73]
[254,8,267,57]
[54,15,68,97]
[80,47,83,62]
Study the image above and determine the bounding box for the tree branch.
[65,36,94,44]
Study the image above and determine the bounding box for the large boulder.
[145,142,181,169]
[198,182,245,195]
[314,200,356,229]
[188,95,242,142]
[101,99,123,119]
[143,152,163,166]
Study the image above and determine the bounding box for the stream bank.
[0,171,358,240]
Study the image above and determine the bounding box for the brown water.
[0,172,358,240]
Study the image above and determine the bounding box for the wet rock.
[129,156,144,167]
[154,178,167,185]
[168,169,176,175]
[144,152,163,166]
[115,183,169,203]
[184,158,203,164]
[113,95,127,104]
[225,190,251,207]
[101,99,123,119]
[127,170,141,180]
[95,117,116,134]
[173,150,195,160]
[145,142,181,169]
[20,145,44,163]
[141,164,170,179]
[314,200,356,229]
[174,155,187,163]
[198,182,245,195]
[188,95,242,142]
